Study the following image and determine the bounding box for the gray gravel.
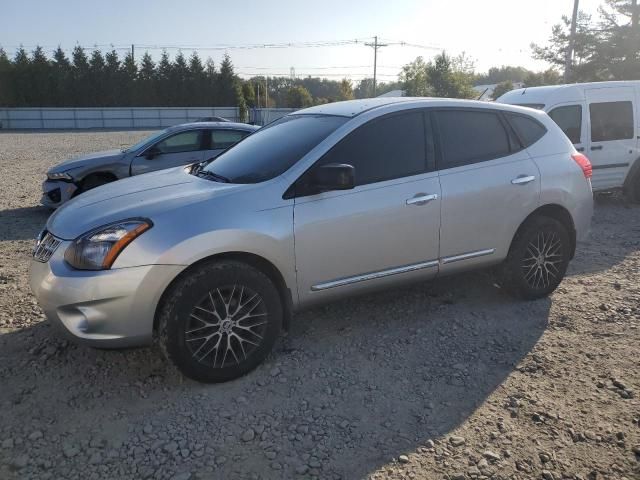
[0,131,639,479]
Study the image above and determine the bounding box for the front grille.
[33,231,61,263]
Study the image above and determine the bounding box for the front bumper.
[29,241,184,348]
[40,179,78,208]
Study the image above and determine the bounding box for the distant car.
[30,98,593,383]
[194,116,232,123]
[496,80,640,202]
[42,122,259,207]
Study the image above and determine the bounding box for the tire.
[77,173,115,194]
[625,171,640,204]
[500,216,571,300]
[157,260,282,383]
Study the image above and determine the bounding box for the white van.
[497,81,640,201]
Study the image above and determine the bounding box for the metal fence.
[0,107,297,129]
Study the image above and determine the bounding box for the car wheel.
[76,173,116,195]
[500,216,571,300]
[158,260,282,383]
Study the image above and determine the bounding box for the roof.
[497,80,640,106]
[169,121,259,131]
[295,98,419,117]
[294,97,538,118]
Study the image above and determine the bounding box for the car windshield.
[122,128,171,153]
[202,114,348,184]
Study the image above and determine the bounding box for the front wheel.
[500,216,571,300]
[158,261,282,383]
[625,170,640,204]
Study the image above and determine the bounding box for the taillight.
[572,153,592,179]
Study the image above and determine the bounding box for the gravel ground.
[0,131,639,480]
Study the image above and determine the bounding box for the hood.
[47,167,240,240]
[49,149,125,173]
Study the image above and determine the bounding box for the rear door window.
[155,130,203,154]
[506,113,547,147]
[211,129,250,149]
[436,110,511,169]
[549,105,582,144]
[589,101,634,142]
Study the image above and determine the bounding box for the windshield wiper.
[196,170,231,183]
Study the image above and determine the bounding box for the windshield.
[202,114,348,183]
[123,128,171,153]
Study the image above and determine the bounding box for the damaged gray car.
[42,121,258,207]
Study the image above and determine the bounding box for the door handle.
[406,193,438,206]
[591,145,603,151]
[576,147,585,152]
[511,175,536,185]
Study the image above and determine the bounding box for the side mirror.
[145,146,161,159]
[312,163,355,192]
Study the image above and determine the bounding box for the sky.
[1,0,605,82]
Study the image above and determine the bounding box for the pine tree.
[104,49,122,106]
[11,47,31,106]
[52,46,71,106]
[0,48,13,106]
[30,46,51,106]
[172,51,189,106]
[89,49,106,106]
[157,50,173,106]
[188,52,206,106]
[71,45,91,106]
[218,54,237,106]
[121,51,137,105]
[138,52,157,106]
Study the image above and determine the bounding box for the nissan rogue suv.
[30,98,593,383]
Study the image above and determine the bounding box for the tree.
[427,52,475,98]
[523,68,562,87]
[30,46,51,106]
[218,54,237,106]
[285,85,313,107]
[400,56,430,96]
[121,51,137,105]
[51,46,71,106]
[492,81,514,100]
[11,47,31,106]
[71,46,91,106]
[0,48,13,106]
[89,49,106,106]
[138,52,156,106]
[475,66,532,85]
[188,52,206,106]
[338,78,354,100]
[242,82,256,107]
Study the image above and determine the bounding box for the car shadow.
[0,206,51,241]
[0,272,551,479]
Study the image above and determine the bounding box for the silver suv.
[30,98,594,383]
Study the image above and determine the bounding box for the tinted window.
[203,115,347,183]
[506,113,547,147]
[155,130,202,154]
[436,110,510,169]
[211,129,249,149]
[316,111,427,186]
[549,105,582,144]
[589,101,634,142]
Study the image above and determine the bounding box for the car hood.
[47,167,239,240]
[49,149,125,173]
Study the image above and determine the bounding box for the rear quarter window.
[505,113,547,147]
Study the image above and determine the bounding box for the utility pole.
[131,44,135,61]
[365,36,388,97]
[564,0,579,82]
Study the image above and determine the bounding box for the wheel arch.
[512,204,577,259]
[153,251,294,333]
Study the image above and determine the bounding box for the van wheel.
[500,216,570,300]
[158,261,282,383]
[625,171,640,203]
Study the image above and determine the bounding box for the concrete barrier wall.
[0,107,298,129]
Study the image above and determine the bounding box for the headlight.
[47,171,73,181]
[64,219,152,270]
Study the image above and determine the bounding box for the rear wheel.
[625,170,640,204]
[500,216,571,300]
[158,261,282,383]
